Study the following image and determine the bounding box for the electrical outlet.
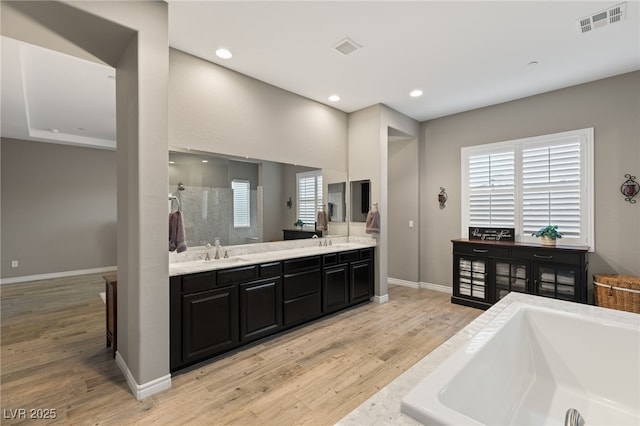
[11,260,19,268]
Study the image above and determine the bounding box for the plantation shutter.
[522,140,582,239]
[232,179,250,228]
[297,171,323,225]
[461,128,593,247]
[468,150,515,228]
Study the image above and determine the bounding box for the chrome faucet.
[214,239,223,260]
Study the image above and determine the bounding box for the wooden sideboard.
[451,239,589,310]
[103,273,117,358]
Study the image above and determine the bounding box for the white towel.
[365,209,380,234]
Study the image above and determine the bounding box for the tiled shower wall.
[171,185,260,247]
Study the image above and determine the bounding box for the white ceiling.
[2,1,639,149]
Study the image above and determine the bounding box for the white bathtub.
[401,303,640,426]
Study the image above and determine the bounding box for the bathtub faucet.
[564,408,584,426]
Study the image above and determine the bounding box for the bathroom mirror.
[350,179,370,222]
[327,182,346,222]
[169,149,347,247]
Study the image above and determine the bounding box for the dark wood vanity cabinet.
[452,239,588,310]
[350,249,374,304]
[323,264,350,313]
[171,247,375,372]
[240,277,282,343]
[170,272,239,370]
[283,256,322,327]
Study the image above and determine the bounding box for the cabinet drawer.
[259,261,282,278]
[217,265,257,286]
[283,269,321,300]
[338,250,359,263]
[359,248,373,260]
[512,249,580,265]
[283,292,322,326]
[182,272,216,294]
[453,243,509,258]
[283,256,321,274]
[323,253,338,267]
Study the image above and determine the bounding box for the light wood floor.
[1,274,481,425]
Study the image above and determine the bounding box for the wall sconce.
[621,174,639,203]
[438,187,448,209]
[286,196,292,209]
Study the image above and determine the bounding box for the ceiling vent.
[333,38,361,55]
[577,2,626,34]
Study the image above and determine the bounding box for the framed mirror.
[350,179,370,222]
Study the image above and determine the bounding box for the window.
[461,128,594,248]
[231,179,250,228]
[297,171,323,225]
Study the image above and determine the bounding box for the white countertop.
[169,236,376,276]
[336,292,640,425]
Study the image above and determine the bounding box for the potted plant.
[532,225,563,247]
[294,219,304,230]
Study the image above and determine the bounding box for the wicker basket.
[593,274,640,314]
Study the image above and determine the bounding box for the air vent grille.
[333,38,361,55]
[578,2,626,33]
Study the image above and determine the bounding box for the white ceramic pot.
[541,236,556,247]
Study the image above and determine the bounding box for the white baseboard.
[420,281,452,294]
[0,266,117,285]
[372,294,389,304]
[388,277,420,288]
[115,351,171,400]
[388,277,452,294]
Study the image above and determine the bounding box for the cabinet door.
[323,265,349,313]
[455,256,488,301]
[239,278,282,343]
[350,260,372,304]
[533,264,580,302]
[493,260,529,302]
[182,286,239,364]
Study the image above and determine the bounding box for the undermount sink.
[187,257,246,266]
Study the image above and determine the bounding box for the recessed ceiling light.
[527,61,539,67]
[328,94,340,102]
[169,161,175,165]
[410,89,423,98]
[201,160,209,163]
[50,128,59,133]
[216,48,232,59]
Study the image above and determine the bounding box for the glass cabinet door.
[458,257,487,300]
[494,261,528,301]
[534,265,579,301]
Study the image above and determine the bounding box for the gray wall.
[1,138,116,279]
[261,161,285,242]
[419,71,640,289]
[388,136,419,283]
[169,48,348,172]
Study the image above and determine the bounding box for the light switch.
[409,220,414,228]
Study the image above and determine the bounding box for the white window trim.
[461,128,594,250]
